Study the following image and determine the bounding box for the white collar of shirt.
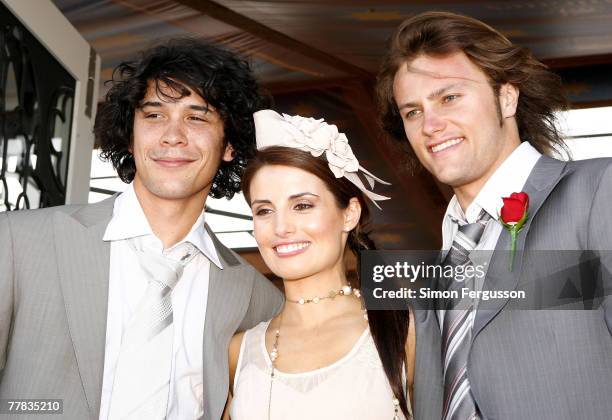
[102,183,223,269]
[442,142,542,248]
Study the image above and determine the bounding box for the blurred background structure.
[3,0,612,277]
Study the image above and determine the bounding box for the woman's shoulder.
[229,319,272,390]
[246,319,272,336]
[230,320,271,357]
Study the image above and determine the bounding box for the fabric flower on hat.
[325,133,359,178]
[254,109,391,209]
[279,113,360,177]
[280,114,330,156]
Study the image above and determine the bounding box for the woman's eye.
[254,208,272,216]
[145,113,162,119]
[188,115,206,122]
[294,202,313,211]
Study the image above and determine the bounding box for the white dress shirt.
[99,184,223,420]
[439,142,542,327]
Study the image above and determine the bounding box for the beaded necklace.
[267,285,402,420]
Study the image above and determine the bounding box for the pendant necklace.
[266,284,401,420]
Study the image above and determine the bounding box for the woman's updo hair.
[242,146,375,263]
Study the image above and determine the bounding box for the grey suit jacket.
[413,156,612,420]
[0,196,284,420]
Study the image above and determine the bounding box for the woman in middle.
[226,110,414,420]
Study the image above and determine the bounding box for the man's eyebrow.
[188,104,212,112]
[138,101,212,113]
[427,82,465,101]
[397,82,466,110]
[139,100,162,108]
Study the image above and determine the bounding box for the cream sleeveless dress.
[230,320,410,420]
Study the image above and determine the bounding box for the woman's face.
[249,165,359,281]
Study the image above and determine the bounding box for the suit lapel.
[201,224,253,420]
[472,155,567,339]
[54,197,115,418]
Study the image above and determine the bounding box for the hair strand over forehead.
[376,11,569,171]
[94,38,265,199]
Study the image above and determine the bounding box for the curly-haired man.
[0,39,283,420]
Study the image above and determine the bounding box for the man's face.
[393,52,519,198]
[131,80,233,204]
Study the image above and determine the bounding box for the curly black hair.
[94,38,264,199]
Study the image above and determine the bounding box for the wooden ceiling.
[54,0,612,88]
[52,0,612,254]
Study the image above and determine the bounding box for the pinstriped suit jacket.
[413,155,612,420]
[0,196,283,420]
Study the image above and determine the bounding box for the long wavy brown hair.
[377,11,569,171]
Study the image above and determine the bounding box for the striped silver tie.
[441,211,490,420]
[108,241,196,419]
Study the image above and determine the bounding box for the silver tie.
[108,240,196,419]
[441,211,490,420]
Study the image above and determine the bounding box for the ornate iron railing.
[1,2,76,211]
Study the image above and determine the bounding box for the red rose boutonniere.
[499,192,529,271]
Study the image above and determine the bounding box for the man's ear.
[222,143,235,162]
[343,197,362,233]
[499,83,519,119]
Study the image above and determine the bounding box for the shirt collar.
[103,183,223,269]
[444,141,541,224]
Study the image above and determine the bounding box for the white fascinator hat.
[253,109,390,209]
